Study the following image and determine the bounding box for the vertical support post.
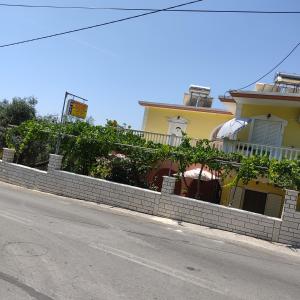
[48,154,63,172]
[278,189,300,246]
[223,138,231,153]
[55,91,68,154]
[161,176,176,195]
[2,148,15,163]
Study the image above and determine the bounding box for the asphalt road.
[0,182,299,300]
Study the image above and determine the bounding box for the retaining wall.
[0,149,299,246]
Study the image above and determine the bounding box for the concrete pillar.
[161,176,176,195]
[278,189,300,246]
[2,148,15,163]
[48,154,63,172]
[282,189,299,217]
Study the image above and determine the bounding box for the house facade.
[140,85,233,143]
[138,73,300,218]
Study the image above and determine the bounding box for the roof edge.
[139,100,233,115]
[230,90,300,102]
[219,96,235,103]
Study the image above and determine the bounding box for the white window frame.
[167,116,188,136]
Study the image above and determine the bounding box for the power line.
[235,42,300,90]
[0,3,299,14]
[0,0,204,48]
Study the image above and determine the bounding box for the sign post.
[55,92,89,154]
[66,99,88,119]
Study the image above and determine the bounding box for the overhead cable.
[0,0,204,48]
[235,42,300,90]
[0,3,299,14]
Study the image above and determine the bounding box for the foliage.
[231,155,270,186]
[0,97,37,149]
[269,159,300,190]
[6,119,57,166]
[171,135,194,187]
[0,96,37,127]
[61,123,115,175]
[192,139,222,199]
[5,119,170,187]
[4,118,300,192]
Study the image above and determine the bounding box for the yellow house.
[140,85,233,143]
[138,73,300,218]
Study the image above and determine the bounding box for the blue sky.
[1,0,300,128]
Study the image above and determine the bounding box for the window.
[167,117,188,146]
[167,117,187,137]
[250,119,282,146]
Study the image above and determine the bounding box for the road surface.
[0,181,299,300]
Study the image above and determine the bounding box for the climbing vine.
[5,119,300,192]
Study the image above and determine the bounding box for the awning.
[175,169,220,181]
[184,169,219,181]
[216,118,251,139]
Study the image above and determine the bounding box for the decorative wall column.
[278,189,300,246]
[47,154,63,172]
[2,148,15,163]
[161,176,176,195]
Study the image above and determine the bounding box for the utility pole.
[55,92,88,154]
[55,92,68,155]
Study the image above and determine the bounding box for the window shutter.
[251,119,268,145]
[251,119,282,146]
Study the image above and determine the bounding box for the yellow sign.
[67,100,88,119]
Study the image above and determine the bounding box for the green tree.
[192,140,221,200]
[269,159,300,191]
[6,119,57,167]
[0,97,37,127]
[228,155,270,205]
[0,97,37,149]
[172,136,194,189]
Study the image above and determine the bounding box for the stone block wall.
[48,170,160,215]
[0,158,46,189]
[0,148,299,246]
[2,148,15,163]
[278,190,300,247]
[0,150,160,216]
[47,154,63,171]
[157,194,281,241]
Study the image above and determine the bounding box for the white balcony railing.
[123,129,197,146]
[214,139,300,160]
[123,129,299,160]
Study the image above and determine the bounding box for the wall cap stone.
[162,176,177,180]
[172,194,282,221]
[285,189,299,196]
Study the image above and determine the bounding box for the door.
[243,189,267,215]
[250,119,282,146]
[264,194,283,218]
[230,187,244,208]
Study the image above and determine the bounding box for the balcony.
[213,139,300,160]
[123,129,190,146]
[124,129,299,160]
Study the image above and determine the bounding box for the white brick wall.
[156,194,281,241]
[2,148,15,163]
[48,154,63,171]
[278,190,300,247]
[0,152,299,246]
[161,176,177,195]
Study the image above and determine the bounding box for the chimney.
[183,85,213,108]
